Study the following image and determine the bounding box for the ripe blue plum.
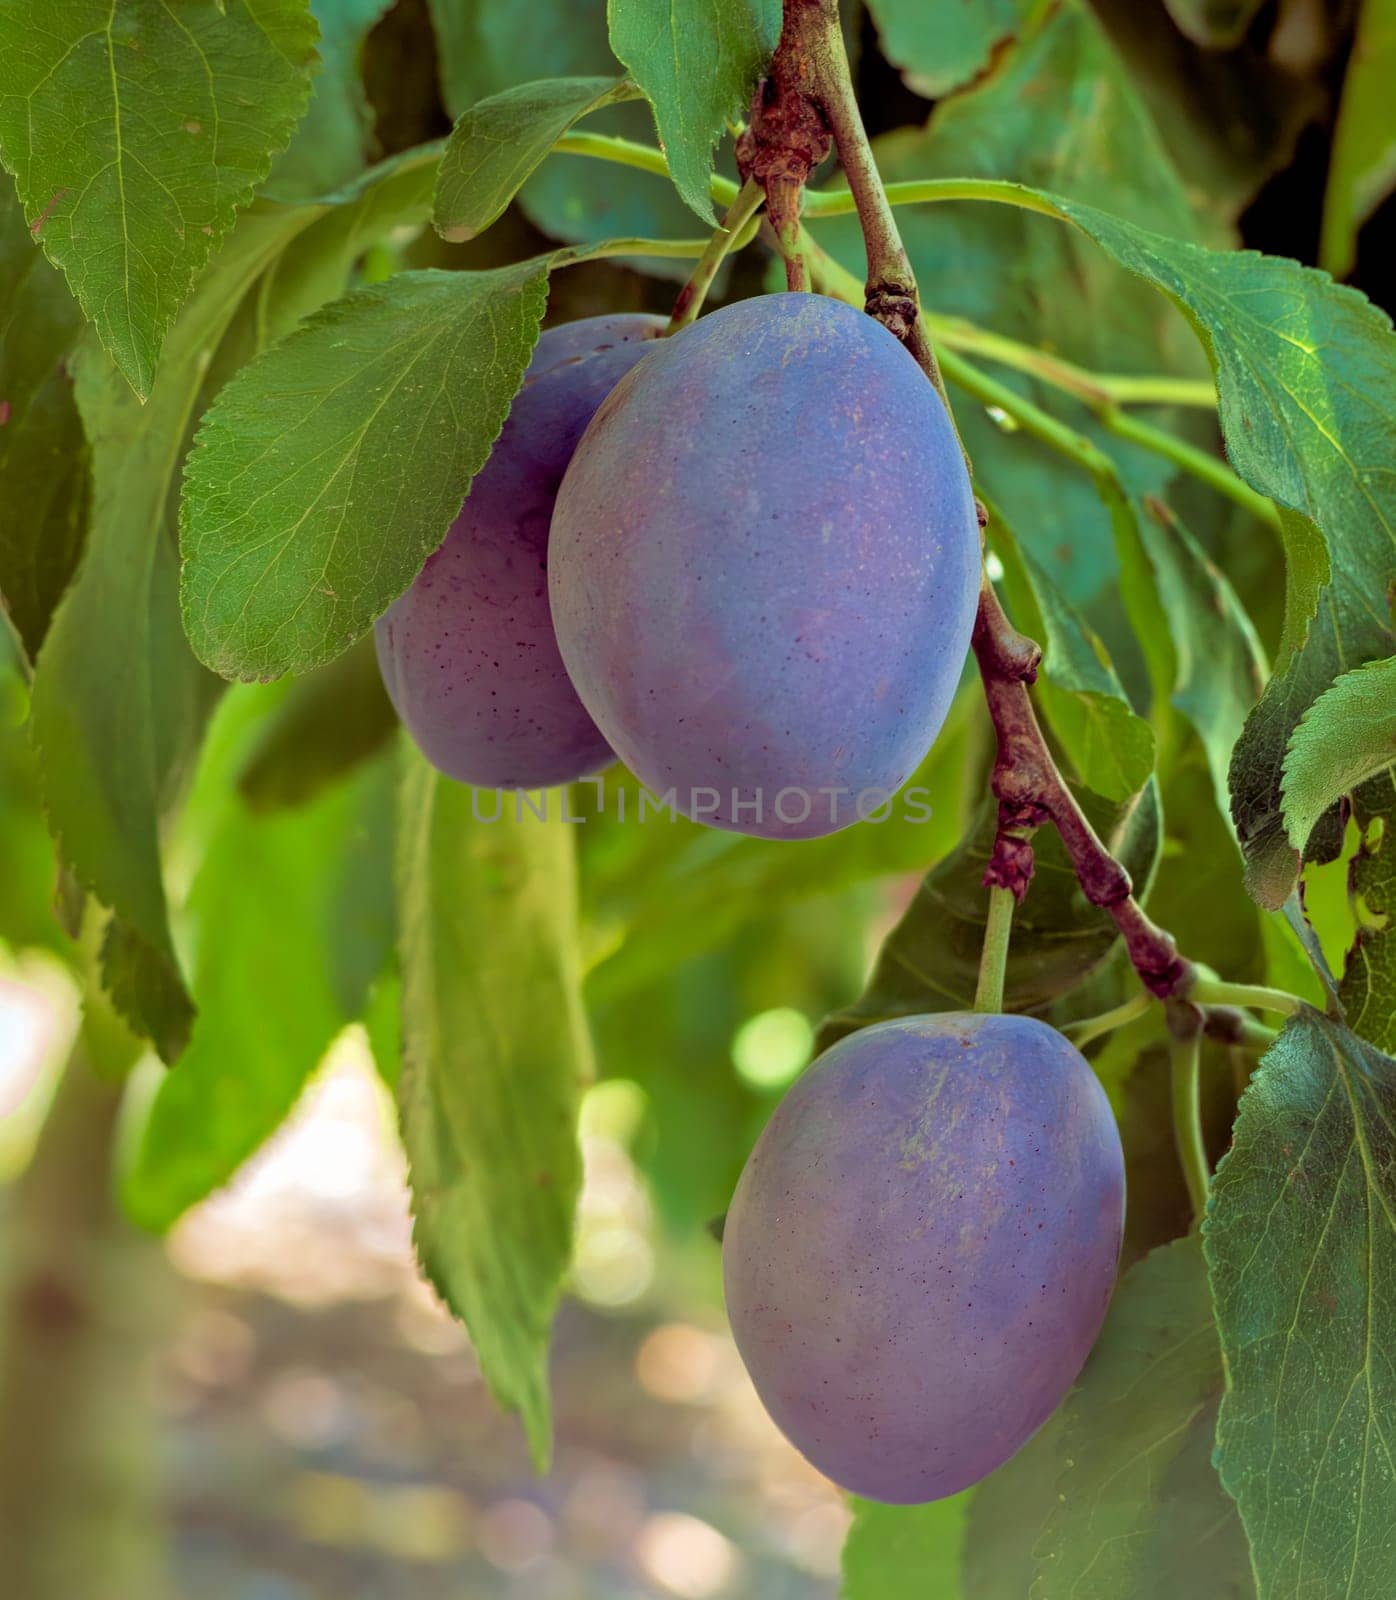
[375,312,666,788]
[722,1012,1125,1503]
[548,292,980,838]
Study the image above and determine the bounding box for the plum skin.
[548,291,980,840]
[721,1012,1125,1503]
[375,312,666,789]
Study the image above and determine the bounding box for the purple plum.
[375,312,666,789]
[548,292,980,838]
[722,1012,1125,1503]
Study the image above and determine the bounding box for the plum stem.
[1166,999,1210,1221]
[1188,976,1305,1018]
[667,179,767,333]
[973,885,1016,1014]
[1063,991,1153,1049]
[765,0,960,439]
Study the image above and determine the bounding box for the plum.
[375,312,666,789]
[721,1012,1125,1503]
[548,292,980,838]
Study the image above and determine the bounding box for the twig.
[972,581,1191,996]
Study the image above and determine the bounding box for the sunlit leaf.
[1205,1010,1396,1600]
[0,0,318,396]
[397,751,589,1466]
[1282,657,1396,852]
[181,261,551,682]
[607,0,780,221]
[434,75,638,242]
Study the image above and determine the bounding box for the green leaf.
[26,221,284,1058]
[1204,1009,1396,1600]
[0,0,319,397]
[1033,1235,1253,1600]
[819,780,1162,1047]
[1320,0,1396,278]
[990,521,1154,802]
[606,0,780,221]
[843,1492,970,1599]
[425,0,702,281]
[963,1410,1066,1600]
[237,633,396,812]
[1282,657,1396,852]
[0,177,88,665]
[1025,197,1396,908]
[264,0,395,203]
[434,76,638,242]
[1137,497,1267,816]
[396,750,589,1466]
[865,0,1035,97]
[180,260,552,682]
[124,714,394,1230]
[27,152,441,1056]
[1341,771,1396,1052]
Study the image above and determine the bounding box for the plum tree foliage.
[1,0,1395,1597]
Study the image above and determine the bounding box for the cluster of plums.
[375,292,980,839]
[376,291,1125,1503]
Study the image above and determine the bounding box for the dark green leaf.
[607,0,780,221]
[1341,771,1396,1052]
[990,522,1154,801]
[397,750,589,1466]
[1017,197,1396,908]
[434,76,638,242]
[1204,1009,1396,1600]
[237,634,396,812]
[963,1410,1066,1600]
[1092,0,1322,226]
[864,0,1035,97]
[181,261,552,682]
[819,780,1162,1047]
[124,722,394,1230]
[0,177,88,664]
[425,0,703,280]
[1282,657,1396,852]
[1137,497,1267,814]
[264,0,396,203]
[843,1492,970,1599]
[0,0,318,396]
[1319,0,1396,278]
[1034,1235,1253,1600]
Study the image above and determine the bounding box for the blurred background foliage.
[1,0,1391,1594]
